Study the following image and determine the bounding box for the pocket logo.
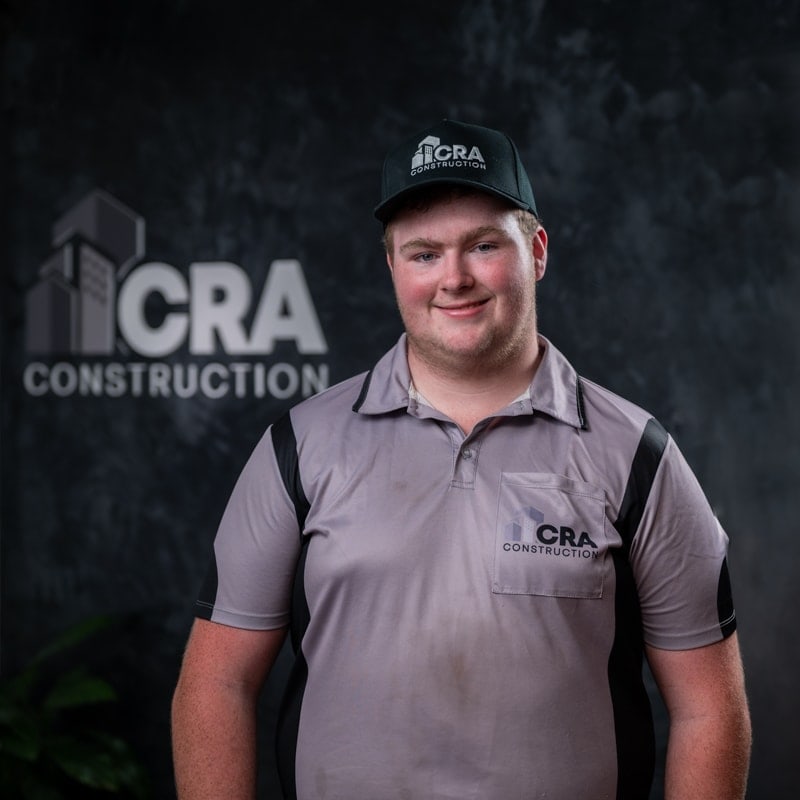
[503,506,599,558]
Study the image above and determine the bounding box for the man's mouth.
[436,298,490,316]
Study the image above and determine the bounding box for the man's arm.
[646,632,752,800]
[171,618,288,800]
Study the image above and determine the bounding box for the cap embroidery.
[410,135,486,176]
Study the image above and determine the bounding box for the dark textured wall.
[2,1,798,797]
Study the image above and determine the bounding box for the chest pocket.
[492,473,608,598]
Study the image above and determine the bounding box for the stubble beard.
[399,285,539,381]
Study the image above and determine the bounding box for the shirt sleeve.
[629,436,735,650]
[195,423,303,630]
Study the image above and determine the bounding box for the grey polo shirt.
[197,334,735,800]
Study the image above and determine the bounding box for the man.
[172,119,751,799]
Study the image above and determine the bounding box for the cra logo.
[23,190,329,400]
[410,135,486,176]
[503,505,600,560]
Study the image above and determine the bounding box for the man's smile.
[434,298,491,317]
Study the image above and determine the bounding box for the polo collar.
[528,336,586,429]
[351,335,412,414]
[353,334,586,430]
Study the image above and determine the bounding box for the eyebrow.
[398,237,440,256]
[397,225,509,256]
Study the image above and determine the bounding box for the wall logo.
[23,190,329,400]
[502,506,599,559]
[410,135,486,177]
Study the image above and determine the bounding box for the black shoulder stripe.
[351,369,374,412]
[271,412,312,798]
[613,418,669,551]
[270,412,310,533]
[717,557,737,637]
[195,556,219,620]
[270,413,312,647]
[576,377,588,430]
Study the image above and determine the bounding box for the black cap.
[374,119,538,224]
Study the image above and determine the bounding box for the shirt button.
[462,448,473,460]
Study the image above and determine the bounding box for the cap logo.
[410,135,486,177]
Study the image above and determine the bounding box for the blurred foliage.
[0,616,149,798]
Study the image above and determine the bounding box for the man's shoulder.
[288,370,371,422]
[538,337,659,437]
[578,374,661,438]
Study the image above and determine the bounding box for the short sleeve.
[629,436,735,650]
[195,423,303,630]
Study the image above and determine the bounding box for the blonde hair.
[382,186,541,253]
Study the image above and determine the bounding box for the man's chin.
[409,337,498,372]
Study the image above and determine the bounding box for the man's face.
[386,192,547,376]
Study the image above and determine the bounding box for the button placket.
[452,437,481,487]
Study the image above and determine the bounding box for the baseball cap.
[374,119,538,224]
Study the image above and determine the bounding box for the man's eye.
[473,242,497,253]
[414,252,436,263]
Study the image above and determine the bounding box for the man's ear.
[532,227,548,281]
[386,250,394,275]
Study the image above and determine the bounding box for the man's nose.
[440,253,474,291]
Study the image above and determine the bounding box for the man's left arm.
[646,632,752,800]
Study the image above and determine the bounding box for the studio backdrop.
[2,1,799,797]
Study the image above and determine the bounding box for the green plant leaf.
[48,735,122,790]
[0,615,149,797]
[0,709,41,761]
[87,732,150,798]
[48,732,147,794]
[32,616,113,666]
[0,663,41,705]
[43,669,117,711]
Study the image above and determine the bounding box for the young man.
[172,120,751,799]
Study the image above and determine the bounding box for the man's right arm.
[171,618,288,800]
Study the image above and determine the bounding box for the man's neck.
[407,339,543,434]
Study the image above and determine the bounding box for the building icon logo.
[411,135,443,171]
[25,190,145,356]
[505,506,545,543]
